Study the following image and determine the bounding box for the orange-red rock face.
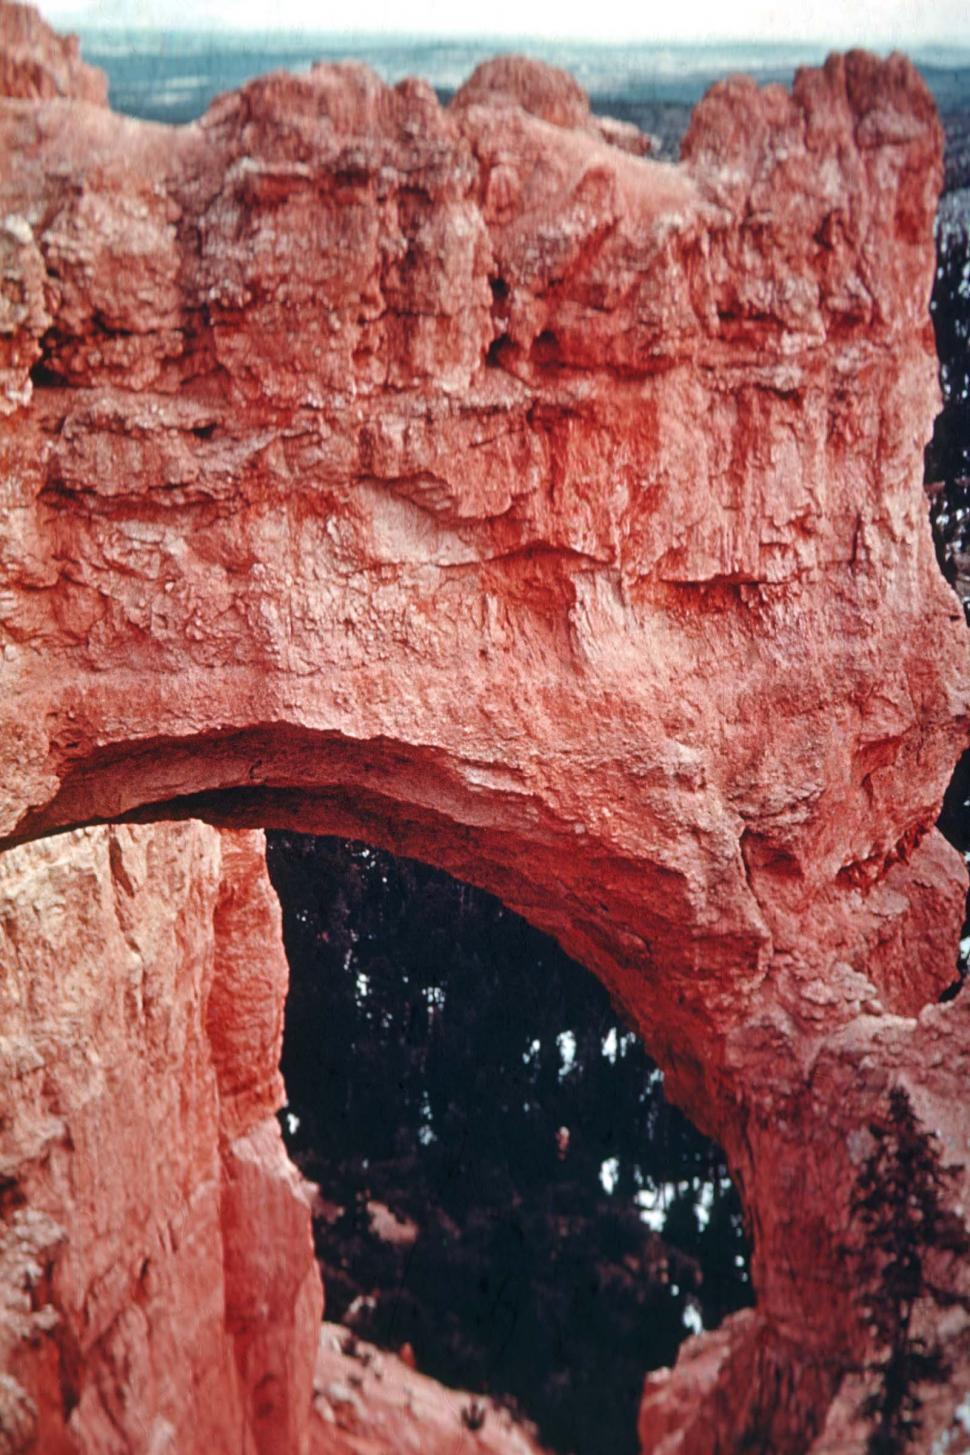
[0,1,106,105]
[2,3,970,1450]
[0,822,321,1454]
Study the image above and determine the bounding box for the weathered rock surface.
[2,4,970,1451]
[309,1324,549,1454]
[0,1,105,105]
[452,54,656,155]
[0,821,321,1454]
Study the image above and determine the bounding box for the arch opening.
[266,831,752,1455]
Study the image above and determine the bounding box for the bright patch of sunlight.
[599,1157,619,1194]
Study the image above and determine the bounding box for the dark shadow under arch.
[266,831,752,1455]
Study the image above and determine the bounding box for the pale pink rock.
[639,1311,757,1455]
[453,55,656,153]
[309,1324,549,1455]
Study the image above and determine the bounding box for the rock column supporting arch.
[0,821,322,1454]
[3,8,970,1449]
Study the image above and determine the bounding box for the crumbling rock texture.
[0,1,105,106]
[452,54,655,156]
[2,4,970,1450]
[0,821,321,1454]
[309,1324,548,1454]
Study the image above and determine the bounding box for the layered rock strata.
[2,4,970,1450]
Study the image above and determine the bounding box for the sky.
[35,0,970,46]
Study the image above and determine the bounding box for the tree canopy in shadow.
[267,833,751,1455]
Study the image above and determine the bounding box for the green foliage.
[850,1087,970,1455]
[266,833,752,1455]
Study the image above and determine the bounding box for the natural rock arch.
[3,10,970,1450]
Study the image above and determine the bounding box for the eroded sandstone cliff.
[0,0,105,106]
[2,3,970,1450]
[0,822,321,1454]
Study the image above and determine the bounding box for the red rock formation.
[309,1324,549,1454]
[453,54,655,154]
[0,822,320,1454]
[0,1,106,104]
[2,4,970,1450]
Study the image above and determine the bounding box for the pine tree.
[851,1087,970,1454]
